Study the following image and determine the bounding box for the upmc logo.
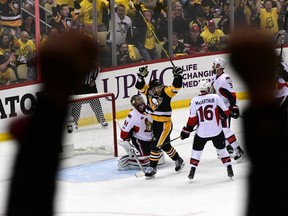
[100,67,175,100]
[99,64,215,100]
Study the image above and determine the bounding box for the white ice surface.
[0,100,250,216]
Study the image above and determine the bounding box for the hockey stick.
[138,10,176,68]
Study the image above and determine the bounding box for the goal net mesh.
[62,93,118,157]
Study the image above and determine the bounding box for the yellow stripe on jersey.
[156,121,172,148]
[164,85,181,98]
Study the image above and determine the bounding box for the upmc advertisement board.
[0,51,257,135]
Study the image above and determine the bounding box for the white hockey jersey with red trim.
[212,72,238,108]
[275,61,288,99]
[121,109,153,141]
[189,93,228,138]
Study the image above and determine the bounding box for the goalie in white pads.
[118,94,165,170]
[180,80,234,180]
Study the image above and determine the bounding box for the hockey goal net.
[62,93,118,158]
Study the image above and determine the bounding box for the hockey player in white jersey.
[118,94,164,170]
[180,80,234,180]
[275,57,288,108]
[211,57,245,162]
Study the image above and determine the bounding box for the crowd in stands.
[0,0,288,86]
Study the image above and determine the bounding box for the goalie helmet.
[213,57,226,69]
[130,94,146,112]
[198,80,211,93]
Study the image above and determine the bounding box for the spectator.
[117,42,134,65]
[0,52,15,86]
[202,0,225,18]
[183,0,203,24]
[189,7,208,32]
[183,24,208,54]
[278,0,288,43]
[20,16,36,40]
[17,31,37,81]
[51,4,78,32]
[229,27,288,216]
[106,4,133,52]
[249,0,261,29]
[115,0,137,17]
[43,0,58,24]
[172,3,190,40]
[200,19,228,51]
[255,0,281,37]
[133,2,160,61]
[79,0,109,34]
[0,0,22,38]
[217,1,248,34]
[0,33,19,82]
[161,32,187,58]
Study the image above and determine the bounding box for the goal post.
[62,92,118,158]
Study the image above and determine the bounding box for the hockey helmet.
[130,94,146,111]
[149,79,163,89]
[213,57,226,69]
[198,80,211,93]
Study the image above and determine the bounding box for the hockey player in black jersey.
[135,65,185,178]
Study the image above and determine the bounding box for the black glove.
[137,66,149,79]
[230,105,240,119]
[180,126,190,140]
[173,66,183,77]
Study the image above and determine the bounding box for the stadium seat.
[17,64,28,81]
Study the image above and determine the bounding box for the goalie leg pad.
[118,140,138,157]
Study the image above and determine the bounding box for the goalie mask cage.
[63,93,118,157]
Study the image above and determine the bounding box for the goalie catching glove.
[137,66,149,79]
[173,66,183,77]
[230,105,240,119]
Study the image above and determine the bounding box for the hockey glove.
[137,66,149,79]
[180,126,191,140]
[230,105,240,119]
[172,66,183,77]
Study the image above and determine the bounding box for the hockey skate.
[234,146,245,162]
[188,167,196,182]
[227,165,234,178]
[226,145,234,158]
[101,122,108,127]
[145,166,157,179]
[175,157,185,173]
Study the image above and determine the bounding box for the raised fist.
[137,66,149,79]
[173,66,183,77]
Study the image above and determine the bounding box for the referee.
[71,63,108,129]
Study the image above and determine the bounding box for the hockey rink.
[0,100,250,216]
